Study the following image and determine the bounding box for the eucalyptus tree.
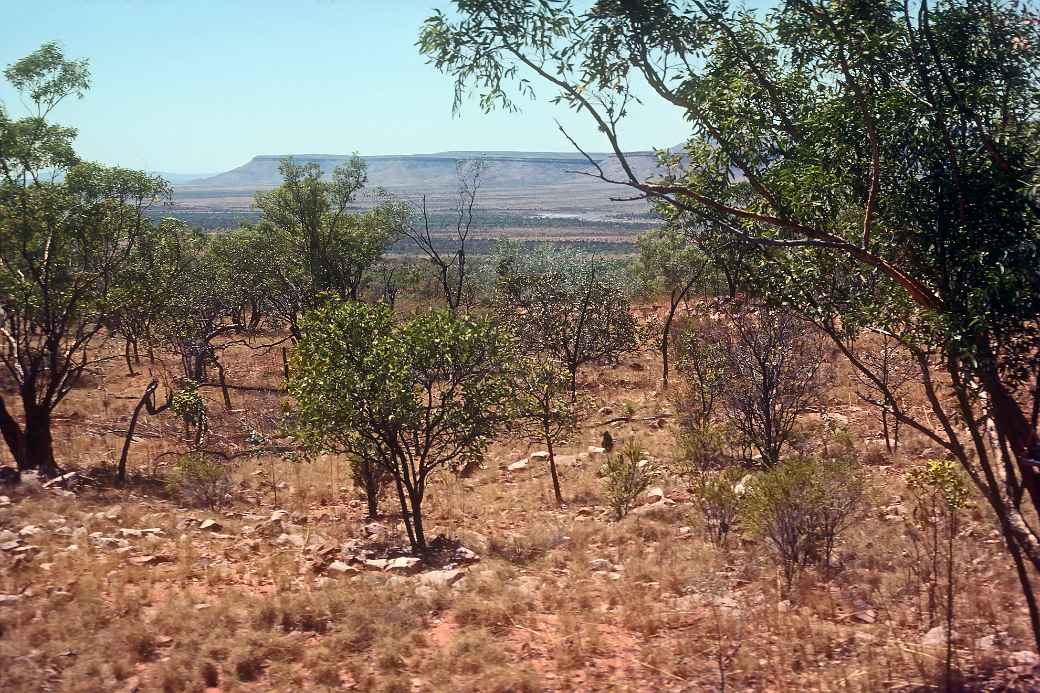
[290,301,516,552]
[254,156,404,309]
[419,0,1040,643]
[402,159,486,313]
[634,224,708,388]
[0,44,169,475]
[493,243,638,398]
[510,356,580,505]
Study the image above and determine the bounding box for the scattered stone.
[0,529,16,543]
[418,568,464,588]
[631,498,677,517]
[128,554,174,566]
[364,522,388,537]
[598,407,613,416]
[854,608,877,624]
[364,558,389,570]
[119,528,143,538]
[19,525,42,537]
[589,558,613,572]
[453,546,479,562]
[1011,651,1039,666]
[644,487,665,504]
[275,533,306,547]
[327,561,359,576]
[386,556,421,573]
[677,526,693,538]
[529,451,550,461]
[976,635,997,651]
[921,626,948,647]
[0,594,20,605]
[199,519,222,532]
[733,474,754,496]
[777,600,792,613]
[0,495,10,507]
[507,459,529,472]
[587,446,607,456]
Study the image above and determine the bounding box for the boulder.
[529,451,550,461]
[507,459,529,472]
[0,594,21,605]
[199,519,222,532]
[589,558,613,572]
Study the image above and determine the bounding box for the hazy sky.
[1,1,704,174]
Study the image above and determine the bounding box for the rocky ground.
[2,342,1040,691]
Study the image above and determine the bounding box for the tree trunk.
[662,298,677,390]
[0,397,26,469]
[118,381,158,482]
[546,437,563,506]
[409,485,427,552]
[23,404,59,477]
[215,361,232,411]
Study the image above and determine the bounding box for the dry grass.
[0,328,1036,691]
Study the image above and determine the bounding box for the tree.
[634,224,708,389]
[289,301,515,552]
[402,159,486,314]
[510,357,580,505]
[713,302,825,467]
[492,243,638,398]
[420,0,1040,646]
[0,44,168,475]
[254,157,403,311]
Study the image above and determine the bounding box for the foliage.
[419,0,1040,640]
[688,467,745,547]
[491,242,639,397]
[741,457,865,588]
[711,304,825,466]
[600,440,657,521]
[164,453,232,509]
[673,421,730,476]
[253,156,405,319]
[0,43,168,474]
[289,301,516,551]
[509,356,580,504]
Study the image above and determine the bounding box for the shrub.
[601,441,656,520]
[164,453,232,508]
[674,421,730,475]
[689,467,745,547]
[741,457,865,588]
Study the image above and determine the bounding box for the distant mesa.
[180,149,673,191]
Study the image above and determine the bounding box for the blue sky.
[1,1,705,173]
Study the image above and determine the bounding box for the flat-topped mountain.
[183,150,664,192]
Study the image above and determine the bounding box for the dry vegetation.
[1,319,1038,693]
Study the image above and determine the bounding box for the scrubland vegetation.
[5,1,1040,690]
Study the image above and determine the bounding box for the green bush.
[164,453,232,508]
[674,421,729,475]
[741,457,865,588]
[689,467,745,546]
[601,441,657,520]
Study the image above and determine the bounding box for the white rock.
[0,594,20,605]
[1011,650,1039,666]
[453,546,479,562]
[921,626,948,647]
[644,487,665,504]
[199,519,222,531]
[418,568,464,588]
[19,525,42,537]
[364,558,389,570]
[529,451,550,461]
[507,459,529,472]
[327,561,358,576]
[587,446,606,455]
[386,556,421,573]
[976,634,997,650]
[589,558,613,571]
[0,496,10,507]
[0,529,16,543]
[734,474,754,496]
